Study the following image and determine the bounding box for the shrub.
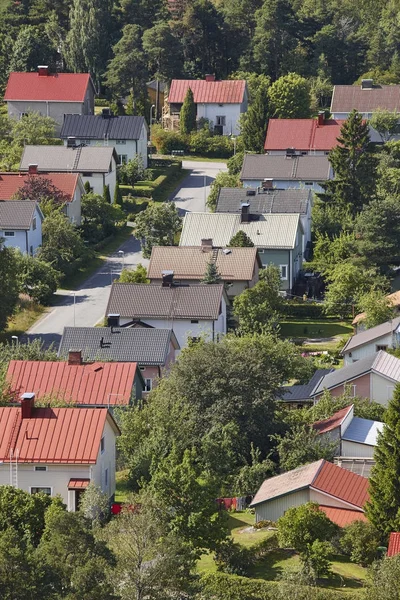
[118,156,145,186]
[281,301,326,319]
[214,539,254,576]
[339,520,380,566]
[95,98,110,107]
[151,125,188,154]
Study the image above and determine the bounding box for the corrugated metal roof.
[216,188,310,215]
[313,353,382,395]
[313,406,354,435]
[148,246,259,282]
[342,319,400,354]
[58,327,179,365]
[312,461,369,508]
[68,478,90,489]
[281,369,333,402]
[20,146,115,173]
[0,406,111,463]
[0,200,37,229]
[342,417,383,446]
[319,506,367,527]
[331,85,400,113]
[6,360,139,407]
[0,172,79,202]
[106,283,224,320]
[4,72,92,102]
[240,154,331,181]
[388,532,400,557]
[264,118,344,151]
[60,115,146,141]
[180,212,301,249]
[168,79,246,104]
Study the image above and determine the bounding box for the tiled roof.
[240,154,331,181]
[20,146,115,173]
[0,172,79,202]
[281,369,333,402]
[342,318,400,354]
[106,283,224,320]
[0,200,37,229]
[342,417,383,446]
[6,360,140,407]
[264,118,344,151]
[250,459,369,509]
[0,406,113,463]
[216,187,310,215]
[58,327,179,365]
[60,114,146,141]
[353,290,400,325]
[331,85,400,113]
[68,478,90,489]
[388,532,400,557]
[147,246,260,282]
[180,212,301,249]
[4,72,92,102]
[168,79,246,104]
[313,406,354,435]
[319,506,367,527]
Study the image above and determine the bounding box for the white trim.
[309,486,365,511]
[280,264,288,281]
[29,485,53,495]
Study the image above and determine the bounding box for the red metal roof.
[264,118,345,151]
[168,79,246,104]
[68,478,90,489]
[312,461,369,509]
[0,406,109,463]
[387,532,400,557]
[4,72,92,102]
[319,506,367,527]
[0,173,79,202]
[313,405,353,435]
[7,360,138,406]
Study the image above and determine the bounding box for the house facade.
[264,114,344,155]
[164,76,248,136]
[342,317,400,365]
[4,68,95,133]
[0,395,119,511]
[60,113,149,168]
[0,201,43,254]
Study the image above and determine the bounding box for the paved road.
[26,159,227,347]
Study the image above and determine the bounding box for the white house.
[60,113,149,168]
[0,394,120,511]
[0,200,42,254]
[106,282,228,351]
[20,145,118,200]
[4,67,95,133]
[342,316,400,365]
[164,76,248,136]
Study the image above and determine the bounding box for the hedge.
[281,302,326,319]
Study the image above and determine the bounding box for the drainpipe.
[289,250,292,291]
[25,230,28,254]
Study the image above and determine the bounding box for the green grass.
[115,469,131,503]
[279,319,353,340]
[0,298,46,342]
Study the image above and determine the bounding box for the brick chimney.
[317,111,325,126]
[162,270,174,287]
[21,393,35,419]
[28,164,38,175]
[38,65,49,77]
[201,238,213,252]
[205,74,215,82]
[68,350,83,366]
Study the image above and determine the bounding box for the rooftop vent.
[38,65,49,77]
[286,147,296,158]
[246,189,256,196]
[361,79,374,89]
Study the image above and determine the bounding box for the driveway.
[170,160,228,214]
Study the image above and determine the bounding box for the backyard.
[279,318,353,352]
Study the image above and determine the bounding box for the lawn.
[115,469,131,503]
[0,298,46,343]
[279,319,353,340]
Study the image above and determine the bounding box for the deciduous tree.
[119,264,149,283]
[134,202,181,258]
[14,251,60,304]
[0,242,19,332]
[268,73,311,118]
[13,175,69,205]
[37,212,87,274]
[275,424,338,472]
[370,109,399,143]
[11,112,57,146]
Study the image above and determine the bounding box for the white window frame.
[30,486,52,495]
[351,384,357,397]
[4,231,15,237]
[279,265,288,280]
[118,154,128,165]
[216,116,226,126]
[34,466,48,472]
[144,378,152,392]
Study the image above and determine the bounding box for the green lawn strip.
[61,226,133,291]
[279,319,353,339]
[1,299,46,342]
[152,168,190,202]
[115,469,131,503]
[154,154,229,163]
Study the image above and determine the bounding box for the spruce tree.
[114,182,123,205]
[180,87,196,135]
[84,181,91,195]
[202,260,222,284]
[103,184,111,204]
[320,110,376,215]
[366,383,400,538]
[241,85,270,153]
[228,230,254,247]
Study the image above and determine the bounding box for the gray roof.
[60,114,146,141]
[216,187,310,215]
[331,84,400,114]
[106,283,225,320]
[0,200,37,229]
[58,327,179,365]
[20,145,116,173]
[240,154,330,181]
[314,350,400,395]
[281,369,333,402]
[342,317,400,354]
[342,417,383,446]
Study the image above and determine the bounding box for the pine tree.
[366,383,400,538]
[103,184,111,204]
[241,85,270,152]
[114,182,123,205]
[202,260,222,284]
[84,181,91,194]
[228,230,254,247]
[320,110,376,214]
[180,87,196,135]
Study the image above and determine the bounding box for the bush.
[189,128,234,157]
[95,98,110,107]
[214,539,254,576]
[151,125,188,154]
[281,302,326,319]
[339,520,380,566]
[118,156,145,186]
[122,195,149,215]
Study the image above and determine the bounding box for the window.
[139,366,145,371]
[19,112,28,119]
[301,151,307,155]
[116,140,126,145]
[216,116,226,126]
[105,468,108,488]
[82,172,93,177]
[32,217,37,231]
[4,231,14,237]
[144,378,152,392]
[190,319,199,324]
[34,466,47,472]
[351,384,357,397]
[30,246,33,255]
[118,154,128,165]
[100,437,105,454]
[31,487,51,495]
[258,249,265,254]
[189,336,200,344]
[376,344,388,351]
[304,182,313,186]
[279,265,288,280]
